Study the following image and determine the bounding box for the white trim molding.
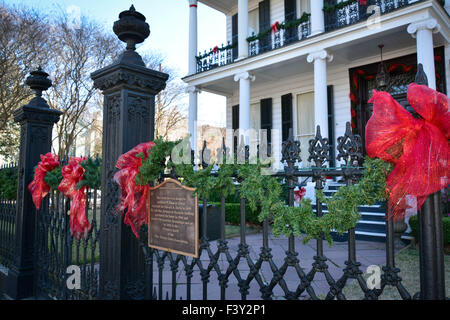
[186,85,202,94]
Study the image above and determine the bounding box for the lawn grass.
[225,224,263,238]
[341,246,450,299]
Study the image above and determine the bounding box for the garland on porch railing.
[323,0,367,13]
[196,42,237,60]
[29,153,102,239]
[246,12,311,42]
[116,137,391,245]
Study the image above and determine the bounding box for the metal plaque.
[148,178,199,258]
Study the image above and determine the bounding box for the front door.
[350,47,446,155]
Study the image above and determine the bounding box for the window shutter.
[232,14,238,60]
[327,85,335,167]
[284,0,297,43]
[260,98,272,144]
[281,93,293,142]
[232,105,239,152]
[258,0,271,52]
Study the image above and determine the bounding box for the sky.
[3,0,227,127]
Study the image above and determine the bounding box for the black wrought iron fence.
[0,163,17,269]
[34,158,101,300]
[132,122,417,300]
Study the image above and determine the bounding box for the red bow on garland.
[212,46,219,55]
[28,153,60,210]
[114,141,155,238]
[359,0,368,5]
[365,83,449,221]
[294,187,306,203]
[58,156,90,239]
[271,22,280,34]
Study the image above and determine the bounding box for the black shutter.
[232,105,239,153]
[284,0,297,44]
[260,98,272,144]
[259,0,271,53]
[281,93,293,142]
[232,14,238,60]
[327,86,335,167]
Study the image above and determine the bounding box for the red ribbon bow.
[271,22,280,35]
[28,153,60,210]
[212,46,219,55]
[366,83,449,220]
[359,0,368,5]
[58,156,90,239]
[294,187,306,202]
[114,141,155,238]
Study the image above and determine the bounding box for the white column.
[407,18,440,90]
[234,71,255,144]
[186,86,201,150]
[238,0,249,60]
[310,0,324,36]
[307,50,333,138]
[188,0,198,75]
[445,1,450,15]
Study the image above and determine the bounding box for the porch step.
[312,182,409,243]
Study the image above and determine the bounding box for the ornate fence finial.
[337,122,363,166]
[414,63,428,86]
[308,125,330,168]
[281,128,301,171]
[25,67,52,105]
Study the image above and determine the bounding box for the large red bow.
[366,83,449,220]
[58,156,90,239]
[28,153,60,210]
[271,22,280,35]
[114,141,155,238]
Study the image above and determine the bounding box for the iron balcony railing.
[194,0,434,74]
[324,0,425,32]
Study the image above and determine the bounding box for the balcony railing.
[324,0,423,32]
[194,0,430,74]
[249,16,311,57]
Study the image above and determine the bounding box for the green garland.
[196,42,237,60]
[43,157,102,190]
[135,139,392,246]
[0,167,18,200]
[246,12,311,42]
[323,0,358,13]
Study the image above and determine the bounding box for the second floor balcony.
[194,0,444,74]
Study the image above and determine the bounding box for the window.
[248,8,259,37]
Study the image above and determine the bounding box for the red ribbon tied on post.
[28,153,60,210]
[359,0,368,5]
[58,156,90,239]
[365,83,449,221]
[114,141,155,238]
[212,46,219,55]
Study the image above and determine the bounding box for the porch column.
[445,1,450,15]
[238,0,249,60]
[234,71,255,143]
[188,0,198,75]
[310,0,325,36]
[187,85,201,151]
[407,18,440,90]
[307,49,333,138]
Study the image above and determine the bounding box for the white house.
[183,0,449,168]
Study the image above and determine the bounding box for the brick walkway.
[153,232,389,300]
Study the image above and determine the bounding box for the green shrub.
[409,214,450,245]
[209,201,262,226]
[0,168,17,200]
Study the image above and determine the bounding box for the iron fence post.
[91,6,168,300]
[412,64,446,300]
[7,68,61,299]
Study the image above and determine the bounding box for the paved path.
[152,232,390,300]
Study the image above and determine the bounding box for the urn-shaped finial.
[113,5,150,51]
[25,67,52,98]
